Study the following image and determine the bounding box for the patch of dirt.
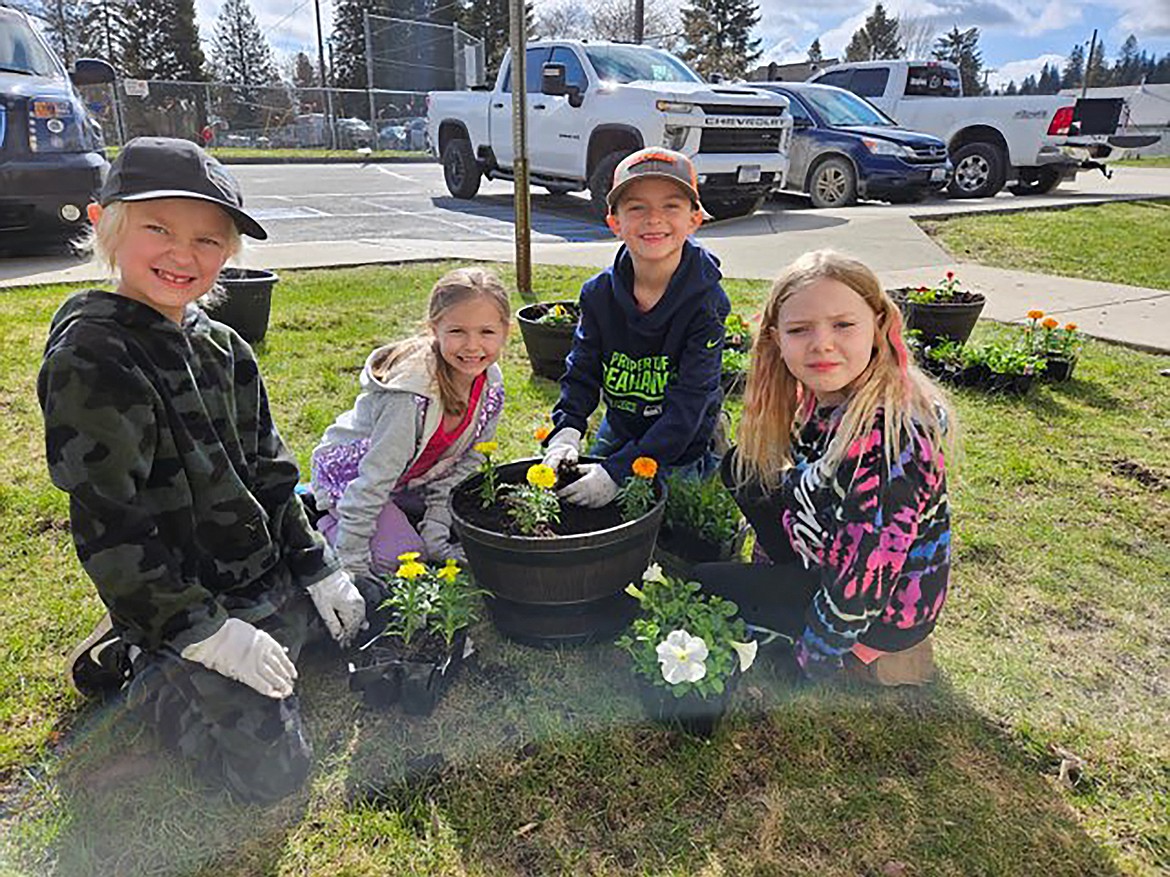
[1106,457,1167,491]
[33,517,70,534]
[77,752,158,793]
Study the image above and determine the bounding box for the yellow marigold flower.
[396,560,427,580]
[1065,323,1078,332]
[436,559,461,583]
[474,441,498,455]
[1042,317,1059,330]
[526,464,557,489]
[397,551,421,562]
[534,426,551,441]
[1027,309,1045,320]
[631,457,658,479]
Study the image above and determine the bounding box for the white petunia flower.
[730,640,758,673]
[656,629,708,684]
[642,562,667,585]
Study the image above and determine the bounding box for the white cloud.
[196,0,331,55]
[1021,1,1082,35]
[1106,0,1170,38]
[985,51,1064,90]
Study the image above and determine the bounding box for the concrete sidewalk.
[2,191,1167,354]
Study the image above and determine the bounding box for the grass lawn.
[1115,156,1170,169]
[918,199,1170,290]
[0,262,1168,876]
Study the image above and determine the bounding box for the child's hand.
[307,569,368,646]
[180,618,297,699]
[557,463,618,508]
[542,427,581,471]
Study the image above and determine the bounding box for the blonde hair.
[371,267,511,416]
[83,200,243,285]
[734,249,956,491]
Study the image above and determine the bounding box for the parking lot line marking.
[373,166,420,182]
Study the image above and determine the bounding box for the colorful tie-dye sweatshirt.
[781,405,950,670]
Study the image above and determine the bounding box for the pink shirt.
[399,373,485,485]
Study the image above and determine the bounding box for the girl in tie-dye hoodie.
[695,250,956,686]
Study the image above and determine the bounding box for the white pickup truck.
[809,59,1144,198]
[426,40,793,221]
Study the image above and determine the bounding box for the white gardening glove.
[181,617,297,699]
[307,568,367,646]
[541,427,581,471]
[419,520,466,564]
[557,462,619,508]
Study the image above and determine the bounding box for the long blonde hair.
[734,249,955,491]
[371,266,511,416]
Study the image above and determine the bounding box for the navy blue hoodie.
[551,238,730,481]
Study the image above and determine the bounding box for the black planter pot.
[720,369,746,396]
[450,458,665,648]
[657,524,736,565]
[204,267,279,343]
[1041,355,1076,382]
[986,371,1035,396]
[890,288,985,348]
[348,629,468,715]
[636,675,735,738]
[517,302,578,381]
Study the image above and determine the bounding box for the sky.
[194,0,1170,91]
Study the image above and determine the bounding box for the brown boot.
[845,636,936,687]
[66,613,131,698]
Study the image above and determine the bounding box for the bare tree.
[898,13,937,59]
[534,0,591,39]
[589,0,680,46]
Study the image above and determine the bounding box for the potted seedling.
[656,472,746,575]
[721,347,749,396]
[724,312,753,352]
[1025,310,1082,382]
[516,301,580,380]
[890,270,986,348]
[617,564,757,737]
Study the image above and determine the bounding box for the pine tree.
[78,0,130,67]
[843,3,902,62]
[933,25,983,95]
[1085,39,1108,89]
[210,0,279,85]
[680,0,762,80]
[1037,63,1060,94]
[1061,44,1084,90]
[1113,35,1140,86]
[11,0,88,67]
[123,0,206,80]
[292,52,319,89]
[1019,74,1036,95]
[458,0,533,80]
[807,37,823,65]
[1003,80,1018,96]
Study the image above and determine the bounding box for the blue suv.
[1,5,114,247]
[755,82,950,208]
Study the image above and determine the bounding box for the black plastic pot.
[636,676,735,738]
[890,288,985,348]
[348,629,467,715]
[450,458,665,648]
[517,302,578,381]
[1041,355,1076,382]
[205,267,279,343]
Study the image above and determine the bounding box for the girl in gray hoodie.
[311,268,508,578]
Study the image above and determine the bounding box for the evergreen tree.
[933,25,983,95]
[680,0,762,80]
[292,51,319,89]
[1113,35,1141,86]
[123,0,206,80]
[1061,44,1084,89]
[843,3,902,62]
[210,0,279,85]
[11,0,88,67]
[1085,38,1108,89]
[1037,63,1060,94]
[1019,74,1036,95]
[1153,53,1170,85]
[1003,80,1018,96]
[807,37,823,65]
[78,0,130,68]
[458,0,534,81]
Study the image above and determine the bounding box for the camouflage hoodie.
[38,291,338,653]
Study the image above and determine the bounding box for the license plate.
[737,165,761,184]
[930,167,947,182]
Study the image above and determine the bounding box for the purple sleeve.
[798,423,944,665]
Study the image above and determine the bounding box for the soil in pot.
[890,288,985,348]
[349,628,467,715]
[516,302,579,381]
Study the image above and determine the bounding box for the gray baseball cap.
[606,147,702,212]
[100,136,267,239]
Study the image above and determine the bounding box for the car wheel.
[588,150,633,221]
[1008,166,1062,196]
[947,142,1006,199]
[808,157,857,208]
[704,195,766,221]
[544,185,574,197]
[442,138,481,199]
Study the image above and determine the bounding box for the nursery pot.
[348,628,468,715]
[1041,355,1076,382]
[890,288,985,348]
[516,302,578,381]
[205,267,279,343]
[636,676,735,738]
[450,458,665,648]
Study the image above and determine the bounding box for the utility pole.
[364,11,378,149]
[510,0,534,302]
[634,0,644,43]
[314,0,336,149]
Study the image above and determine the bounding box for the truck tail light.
[1048,106,1075,136]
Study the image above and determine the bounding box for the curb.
[214,153,436,166]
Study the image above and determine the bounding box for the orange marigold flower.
[1027,309,1045,320]
[534,426,551,441]
[631,457,658,479]
[1042,317,1059,329]
[1064,322,1078,332]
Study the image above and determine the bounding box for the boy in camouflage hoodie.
[38,138,367,803]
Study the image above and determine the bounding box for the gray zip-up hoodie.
[310,340,505,576]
